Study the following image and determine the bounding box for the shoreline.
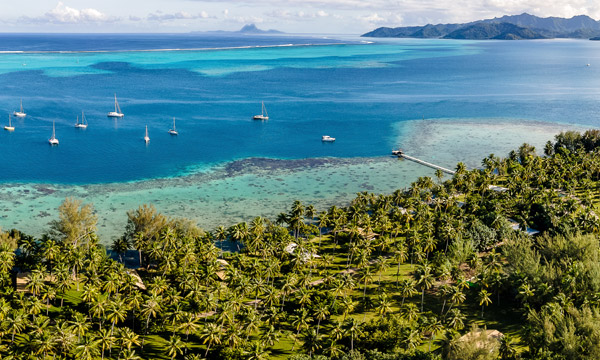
[0,118,586,244]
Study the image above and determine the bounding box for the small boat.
[107,94,124,118]
[392,149,404,156]
[4,114,14,131]
[253,101,269,120]
[144,125,150,143]
[75,111,88,129]
[13,99,26,118]
[168,118,178,135]
[49,121,59,145]
[322,135,335,142]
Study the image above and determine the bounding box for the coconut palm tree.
[415,264,435,312]
[200,322,222,357]
[74,335,101,360]
[478,288,492,318]
[166,334,185,360]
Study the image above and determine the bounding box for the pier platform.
[393,150,456,175]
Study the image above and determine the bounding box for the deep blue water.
[0,34,599,184]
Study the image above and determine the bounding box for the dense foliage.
[1,130,600,359]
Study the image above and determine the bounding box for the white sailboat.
[107,94,124,118]
[49,121,59,145]
[253,101,269,120]
[321,135,335,142]
[168,118,178,135]
[144,125,150,143]
[4,114,14,131]
[75,111,88,128]
[13,99,26,118]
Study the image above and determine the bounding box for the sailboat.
[13,99,26,118]
[168,118,178,135]
[49,121,59,145]
[253,101,269,120]
[144,125,150,143]
[4,114,14,131]
[75,111,88,129]
[107,94,124,118]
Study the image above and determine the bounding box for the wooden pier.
[393,150,456,175]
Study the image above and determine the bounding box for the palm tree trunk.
[440,299,446,316]
[205,342,211,357]
[421,289,425,312]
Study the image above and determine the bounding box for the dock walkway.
[394,152,456,175]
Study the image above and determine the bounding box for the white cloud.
[45,2,109,23]
[147,11,214,21]
[222,9,264,24]
[17,2,115,24]
[266,9,332,20]
[191,0,600,23]
[358,12,404,27]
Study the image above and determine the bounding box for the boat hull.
[168,130,178,135]
[48,139,59,145]
[13,112,26,118]
[4,126,14,131]
[253,115,268,120]
[108,112,124,118]
[75,124,88,129]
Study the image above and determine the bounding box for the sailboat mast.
[52,121,55,139]
[20,99,23,113]
[173,118,176,130]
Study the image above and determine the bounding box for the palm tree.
[445,308,466,330]
[376,293,392,317]
[291,308,312,351]
[177,315,200,341]
[6,310,26,343]
[200,322,222,357]
[399,279,418,306]
[118,327,141,352]
[165,335,185,360]
[98,328,115,360]
[313,302,330,337]
[345,318,363,351]
[141,293,162,343]
[26,269,46,297]
[106,297,128,336]
[74,335,101,360]
[478,288,492,318]
[415,264,435,312]
[244,341,270,360]
[111,236,130,263]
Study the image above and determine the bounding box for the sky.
[1,0,600,34]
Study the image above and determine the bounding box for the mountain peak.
[238,24,283,34]
[240,24,259,32]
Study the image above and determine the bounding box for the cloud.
[266,9,332,20]
[44,2,109,23]
[222,9,264,24]
[358,12,404,27]
[18,2,114,24]
[146,10,214,22]
[190,0,600,23]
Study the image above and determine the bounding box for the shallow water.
[0,35,597,243]
[0,118,583,243]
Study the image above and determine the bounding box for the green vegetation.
[1,129,600,359]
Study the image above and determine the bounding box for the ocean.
[0,33,597,241]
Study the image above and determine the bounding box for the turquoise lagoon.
[0,35,597,242]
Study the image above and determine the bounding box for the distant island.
[362,13,600,40]
[195,24,284,35]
